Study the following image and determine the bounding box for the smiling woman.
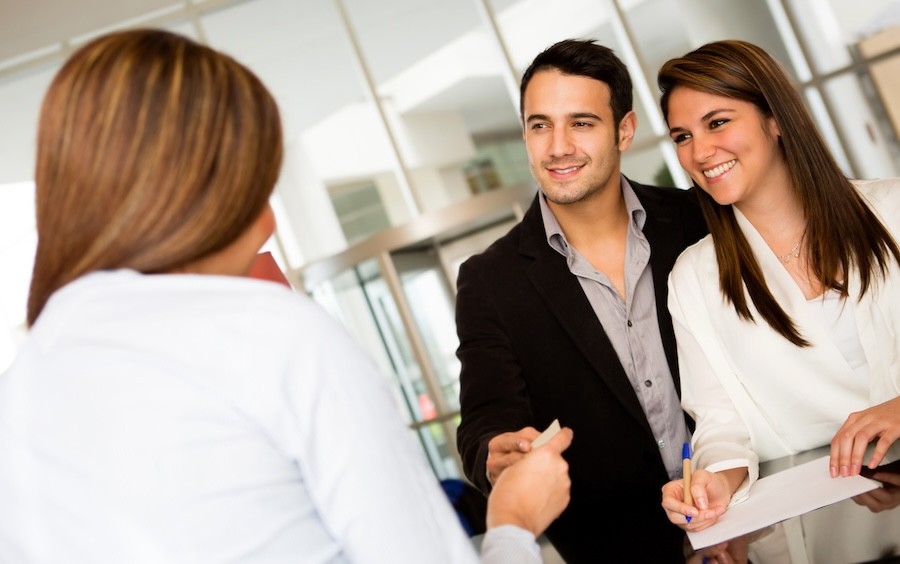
[1,11,899,563]
[664,86,786,210]
[0,27,576,564]
[656,39,900,563]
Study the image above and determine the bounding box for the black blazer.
[455,178,708,563]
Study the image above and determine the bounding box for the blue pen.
[682,442,693,523]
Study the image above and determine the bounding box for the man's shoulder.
[461,194,544,266]
[629,178,699,207]
[627,179,708,246]
[459,220,526,273]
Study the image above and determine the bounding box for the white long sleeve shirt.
[668,178,900,500]
[0,270,539,563]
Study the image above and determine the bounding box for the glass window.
[2,0,899,488]
[308,253,464,478]
[342,0,520,214]
[203,0,412,266]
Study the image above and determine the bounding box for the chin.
[703,187,739,207]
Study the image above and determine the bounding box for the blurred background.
[1,0,899,486]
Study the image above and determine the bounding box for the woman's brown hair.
[28,29,283,325]
[658,39,900,346]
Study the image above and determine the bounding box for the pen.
[683,442,693,523]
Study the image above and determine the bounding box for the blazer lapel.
[517,195,654,437]
[633,182,691,394]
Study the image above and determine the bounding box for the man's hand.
[486,427,574,537]
[486,427,540,485]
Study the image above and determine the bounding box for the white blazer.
[668,178,900,498]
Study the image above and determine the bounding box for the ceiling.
[0,0,192,64]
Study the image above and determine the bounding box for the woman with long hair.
[656,39,900,554]
[0,29,572,563]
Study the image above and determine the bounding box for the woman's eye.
[709,119,728,129]
[672,132,690,144]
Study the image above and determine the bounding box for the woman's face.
[665,86,786,209]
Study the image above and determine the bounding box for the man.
[455,39,708,562]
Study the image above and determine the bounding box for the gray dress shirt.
[538,177,689,479]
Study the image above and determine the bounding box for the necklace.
[779,240,801,264]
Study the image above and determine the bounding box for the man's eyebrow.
[525,112,602,124]
[525,113,550,124]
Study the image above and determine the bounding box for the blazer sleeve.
[455,254,536,495]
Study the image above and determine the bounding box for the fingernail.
[830,466,837,478]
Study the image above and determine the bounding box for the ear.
[767,115,781,138]
[247,204,276,253]
[170,204,276,277]
[617,110,637,151]
[230,204,276,276]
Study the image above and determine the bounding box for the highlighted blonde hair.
[29,29,283,325]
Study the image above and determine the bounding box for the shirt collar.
[538,175,647,256]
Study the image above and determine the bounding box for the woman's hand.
[830,396,900,477]
[661,468,731,531]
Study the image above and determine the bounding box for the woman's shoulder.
[852,177,900,204]
[852,177,900,231]
[673,233,716,270]
[669,234,718,292]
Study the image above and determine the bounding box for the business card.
[532,418,561,449]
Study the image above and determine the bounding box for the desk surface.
[704,445,900,563]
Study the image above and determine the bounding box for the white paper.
[531,419,560,449]
[687,455,880,549]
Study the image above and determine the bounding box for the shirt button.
[627,320,633,327]
[644,380,652,387]
[657,439,665,449]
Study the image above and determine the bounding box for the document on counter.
[687,455,880,549]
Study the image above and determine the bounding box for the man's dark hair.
[519,38,633,127]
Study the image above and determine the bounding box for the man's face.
[522,69,634,207]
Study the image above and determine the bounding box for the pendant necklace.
[779,240,801,264]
